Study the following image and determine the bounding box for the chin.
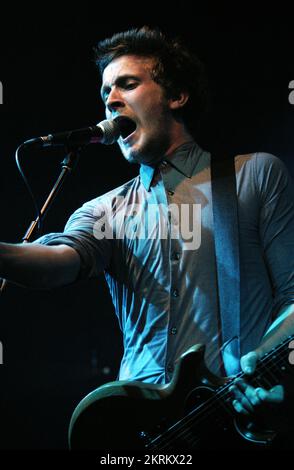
[122,147,141,165]
[124,155,138,164]
[120,148,138,164]
[121,139,163,166]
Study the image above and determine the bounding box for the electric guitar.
[69,335,294,451]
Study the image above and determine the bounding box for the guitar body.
[69,343,281,451]
[69,345,220,450]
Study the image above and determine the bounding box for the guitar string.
[146,339,293,451]
[147,349,290,451]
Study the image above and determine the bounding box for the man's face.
[101,55,175,165]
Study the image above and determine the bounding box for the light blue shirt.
[36,142,294,382]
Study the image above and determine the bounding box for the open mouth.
[114,116,137,140]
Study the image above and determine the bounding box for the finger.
[229,384,254,413]
[240,351,259,375]
[256,385,284,403]
[234,379,263,406]
[232,399,250,416]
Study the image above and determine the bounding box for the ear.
[168,91,190,110]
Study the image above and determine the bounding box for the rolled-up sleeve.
[34,197,112,280]
[257,153,294,313]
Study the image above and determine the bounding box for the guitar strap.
[211,154,241,375]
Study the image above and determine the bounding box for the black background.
[0,8,293,450]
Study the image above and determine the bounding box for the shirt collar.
[139,141,202,191]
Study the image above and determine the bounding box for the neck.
[164,125,194,159]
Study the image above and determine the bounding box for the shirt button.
[167,364,174,373]
[170,327,177,335]
[172,252,181,261]
[172,288,179,298]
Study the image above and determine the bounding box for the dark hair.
[94,26,210,136]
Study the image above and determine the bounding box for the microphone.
[22,117,135,149]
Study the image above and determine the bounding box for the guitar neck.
[147,334,294,451]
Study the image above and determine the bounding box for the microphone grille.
[97,119,120,145]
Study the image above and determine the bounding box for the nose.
[106,87,125,113]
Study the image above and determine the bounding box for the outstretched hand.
[229,351,284,415]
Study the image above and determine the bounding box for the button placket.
[160,168,180,383]
[165,236,182,381]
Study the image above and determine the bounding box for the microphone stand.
[0,146,80,294]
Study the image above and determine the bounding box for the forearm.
[255,303,294,358]
[0,242,81,289]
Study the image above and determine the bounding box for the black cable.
[15,143,43,235]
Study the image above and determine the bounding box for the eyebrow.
[100,74,140,100]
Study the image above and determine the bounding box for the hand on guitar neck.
[229,351,284,416]
[229,303,294,425]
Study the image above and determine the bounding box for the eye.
[125,82,138,90]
